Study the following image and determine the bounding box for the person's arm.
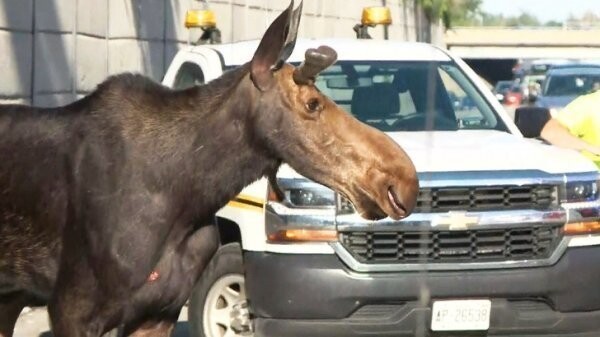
[540,118,600,156]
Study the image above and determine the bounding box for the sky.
[481,0,600,22]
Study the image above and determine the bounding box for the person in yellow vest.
[540,89,600,170]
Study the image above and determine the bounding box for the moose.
[0,1,418,336]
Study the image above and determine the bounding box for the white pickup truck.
[162,36,600,337]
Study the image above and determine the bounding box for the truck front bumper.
[244,245,600,337]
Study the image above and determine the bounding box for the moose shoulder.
[0,1,418,336]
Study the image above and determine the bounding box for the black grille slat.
[510,233,534,240]
[508,192,535,198]
[437,237,472,244]
[346,247,368,255]
[474,194,506,201]
[340,225,563,264]
[476,236,506,243]
[416,184,557,213]
[372,239,398,245]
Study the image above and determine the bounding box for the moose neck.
[176,65,279,215]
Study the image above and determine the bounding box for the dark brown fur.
[0,65,272,335]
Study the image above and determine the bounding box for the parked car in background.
[534,65,600,115]
[492,80,513,102]
[502,84,523,108]
[513,59,574,104]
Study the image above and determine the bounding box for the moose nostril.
[387,187,407,217]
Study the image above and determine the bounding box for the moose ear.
[250,1,303,91]
[278,1,303,63]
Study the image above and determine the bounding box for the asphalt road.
[14,307,191,337]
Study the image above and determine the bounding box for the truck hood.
[277,130,597,179]
[388,130,596,174]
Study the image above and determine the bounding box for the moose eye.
[305,98,322,113]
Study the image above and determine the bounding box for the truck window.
[315,61,506,132]
[438,66,489,129]
[173,62,205,89]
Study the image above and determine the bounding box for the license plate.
[431,299,491,331]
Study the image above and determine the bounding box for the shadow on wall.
[0,1,30,104]
[0,0,73,107]
[0,0,74,106]
[128,0,180,82]
[1,0,184,108]
[34,0,74,107]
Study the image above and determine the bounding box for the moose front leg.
[47,262,125,337]
[48,220,218,337]
[180,223,220,287]
[47,246,171,337]
[48,229,171,336]
[120,223,219,337]
[0,293,29,337]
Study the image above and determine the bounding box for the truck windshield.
[314,61,507,132]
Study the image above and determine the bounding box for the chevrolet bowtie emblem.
[435,211,480,230]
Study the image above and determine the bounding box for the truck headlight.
[268,177,335,209]
[284,186,335,208]
[265,178,337,243]
[565,181,599,202]
[562,180,600,238]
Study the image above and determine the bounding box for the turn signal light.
[564,221,600,235]
[267,229,338,243]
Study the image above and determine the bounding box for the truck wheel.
[188,243,253,337]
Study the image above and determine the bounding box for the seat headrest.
[351,83,400,121]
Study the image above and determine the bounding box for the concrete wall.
[0,0,437,107]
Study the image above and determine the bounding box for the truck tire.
[188,243,252,337]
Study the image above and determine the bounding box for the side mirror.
[514,107,551,138]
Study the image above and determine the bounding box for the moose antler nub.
[293,45,338,85]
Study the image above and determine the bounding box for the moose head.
[246,1,418,220]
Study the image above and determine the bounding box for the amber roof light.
[361,7,392,26]
[185,9,217,29]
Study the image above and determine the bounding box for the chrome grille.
[336,185,558,215]
[339,225,563,264]
[415,185,557,213]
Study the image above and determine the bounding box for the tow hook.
[230,301,253,334]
